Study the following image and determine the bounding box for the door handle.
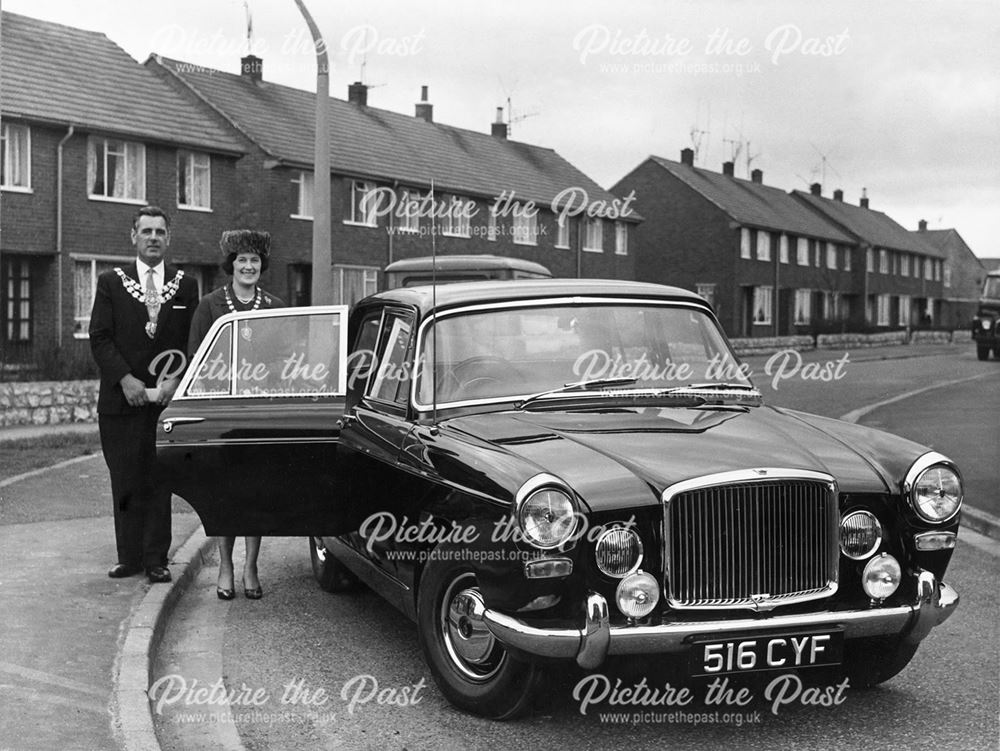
[162,416,205,433]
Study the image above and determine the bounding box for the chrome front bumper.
[483,570,959,670]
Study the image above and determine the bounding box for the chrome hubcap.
[440,575,504,681]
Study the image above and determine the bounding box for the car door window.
[188,323,233,396]
[368,311,414,406]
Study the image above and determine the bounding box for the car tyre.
[977,344,991,361]
[417,558,543,719]
[842,637,919,688]
[309,536,361,593]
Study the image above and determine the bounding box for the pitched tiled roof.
[648,156,853,243]
[0,12,243,154]
[150,56,630,214]
[793,191,943,258]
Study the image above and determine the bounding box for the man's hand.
[157,378,181,406]
[120,374,148,407]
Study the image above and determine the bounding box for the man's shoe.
[146,566,172,583]
[108,563,140,578]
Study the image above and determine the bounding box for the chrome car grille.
[662,472,838,611]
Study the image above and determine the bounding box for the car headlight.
[515,474,578,549]
[904,452,963,523]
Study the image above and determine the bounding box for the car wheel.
[977,344,991,361]
[308,536,361,593]
[842,637,920,688]
[417,559,543,719]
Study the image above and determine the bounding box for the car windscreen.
[415,302,747,406]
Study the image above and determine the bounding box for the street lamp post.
[293,0,333,305]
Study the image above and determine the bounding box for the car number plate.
[690,630,843,676]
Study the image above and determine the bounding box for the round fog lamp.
[595,527,643,577]
[615,571,660,618]
[840,511,882,559]
[862,553,901,601]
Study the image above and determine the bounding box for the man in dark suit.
[90,206,200,583]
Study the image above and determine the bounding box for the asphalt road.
[152,347,1000,751]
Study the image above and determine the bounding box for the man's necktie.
[144,268,160,339]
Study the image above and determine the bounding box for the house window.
[2,257,31,342]
[288,264,311,306]
[513,212,538,246]
[796,237,809,266]
[756,230,771,261]
[901,254,910,277]
[177,150,211,209]
[398,188,421,233]
[88,137,145,201]
[441,195,471,237]
[696,283,716,309]
[934,260,942,282]
[779,234,789,264]
[843,247,852,272]
[291,171,314,218]
[614,222,628,255]
[584,217,603,252]
[866,248,874,272]
[348,180,378,226]
[822,291,842,321]
[813,240,821,268]
[753,286,773,325]
[555,216,570,248]
[740,228,752,259]
[878,249,889,274]
[1,123,31,190]
[793,289,812,325]
[487,209,498,242]
[826,243,837,270]
[876,294,891,326]
[943,264,952,288]
[924,258,933,281]
[898,295,912,327]
[73,256,126,337]
[333,265,379,307]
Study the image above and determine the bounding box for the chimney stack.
[860,187,869,209]
[491,107,508,139]
[833,189,844,202]
[918,219,928,232]
[241,54,263,83]
[751,168,763,184]
[680,147,694,166]
[810,183,822,196]
[348,81,368,106]
[722,161,735,177]
[415,85,433,122]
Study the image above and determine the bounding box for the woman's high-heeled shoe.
[217,587,235,601]
[243,582,263,600]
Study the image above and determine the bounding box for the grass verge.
[0,432,102,482]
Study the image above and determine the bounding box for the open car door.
[156,306,350,536]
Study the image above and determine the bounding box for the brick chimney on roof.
[751,168,763,184]
[491,107,508,139]
[680,147,694,166]
[722,161,735,177]
[833,189,844,202]
[860,187,869,209]
[918,219,928,231]
[415,85,433,122]
[348,81,368,106]
[810,183,822,196]
[241,54,263,83]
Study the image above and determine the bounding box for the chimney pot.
[241,54,263,83]
[751,168,763,184]
[833,189,844,202]
[860,188,869,209]
[491,107,508,139]
[348,81,368,106]
[722,161,735,177]
[415,85,433,122]
[918,219,927,231]
[680,147,694,166]
[810,183,822,196]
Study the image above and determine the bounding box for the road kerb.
[961,506,1000,541]
[111,520,213,751]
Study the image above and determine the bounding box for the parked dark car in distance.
[972,270,1000,360]
[384,254,551,289]
[158,279,962,719]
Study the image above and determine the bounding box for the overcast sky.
[6,0,998,258]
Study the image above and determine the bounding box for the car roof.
[384,254,551,275]
[361,278,708,316]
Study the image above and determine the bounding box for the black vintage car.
[158,280,962,719]
[972,270,1000,360]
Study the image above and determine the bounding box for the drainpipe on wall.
[774,235,781,337]
[56,125,76,345]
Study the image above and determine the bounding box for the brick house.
[0,12,246,367]
[913,221,987,329]
[611,149,857,337]
[793,188,946,329]
[146,54,639,307]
